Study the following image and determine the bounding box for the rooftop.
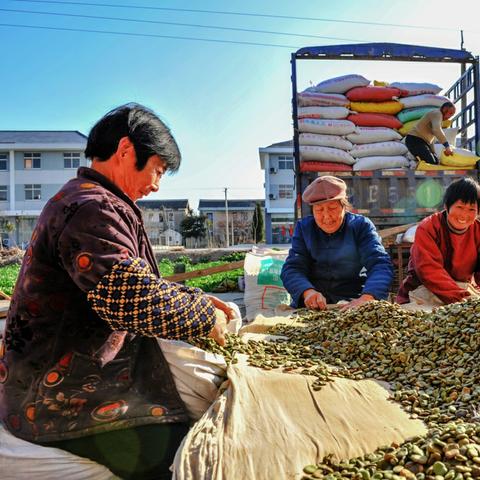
[198,199,264,211]
[136,199,190,210]
[0,131,87,144]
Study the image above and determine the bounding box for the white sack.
[349,141,408,158]
[158,302,241,421]
[299,133,353,150]
[353,155,409,171]
[300,145,356,164]
[390,82,442,96]
[298,118,356,135]
[159,340,227,421]
[433,144,478,157]
[311,74,370,94]
[243,248,291,321]
[0,424,117,480]
[441,127,459,146]
[297,91,349,107]
[400,94,450,109]
[297,106,350,119]
[346,127,402,144]
[402,224,418,243]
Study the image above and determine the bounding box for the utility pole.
[224,187,229,248]
[460,30,467,146]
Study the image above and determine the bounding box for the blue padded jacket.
[280,212,393,307]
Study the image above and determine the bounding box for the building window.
[0,185,7,201]
[278,156,294,170]
[24,153,41,169]
[278,184,294,199]
[0,153,7,171]
[25,184,41,200]
[64,152,81,169]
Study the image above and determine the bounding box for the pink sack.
[346,86,402,102]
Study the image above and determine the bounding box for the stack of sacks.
[345,86,407,171]
[346,126,408,171]
[297,74,369,172]
[347,86,404,130]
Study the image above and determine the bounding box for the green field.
[0,253,245,296]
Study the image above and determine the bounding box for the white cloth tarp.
[404,282,480,312]
[172,361,427,480]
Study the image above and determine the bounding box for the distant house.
[136,199,190,246]
[258,140,295,244]
[159,228,183,247]
[0,130,88,246]
[198,199,265,246]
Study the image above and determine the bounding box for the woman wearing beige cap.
[280,175,393,310]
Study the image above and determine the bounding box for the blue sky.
[1,0,479,210]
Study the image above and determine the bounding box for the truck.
[291,43,480,226]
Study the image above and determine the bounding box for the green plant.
[180,214,207,240]
[0,256,244,298]
[252,202,264,243]
[219,252,246,262]
[0,264,21,296]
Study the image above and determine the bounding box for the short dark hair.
[444,177,480,211]
[85,103,181,172]
[440,101,455,111]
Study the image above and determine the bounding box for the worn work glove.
[444,146,454,156]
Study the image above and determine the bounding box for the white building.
[0,131,88,246]
[258,140,295,244]
[136,199,190,246]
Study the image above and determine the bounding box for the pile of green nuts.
[194,298,480,478]
[198,299,480,424]
[302,422,480,480]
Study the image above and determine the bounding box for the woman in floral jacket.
[0,103,230,479]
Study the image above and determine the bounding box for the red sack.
[300,161,353,172]
[347,113,403,129]
[346,86,402,102]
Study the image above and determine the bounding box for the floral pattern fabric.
[0,167,215,443]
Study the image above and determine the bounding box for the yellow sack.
[399,119,451,136]
[416,160,474,171]
[350,100,402,115]
[374,80,389,86]
[440,148,480,168]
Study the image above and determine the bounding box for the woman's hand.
[303,289,327,310]
[206,295,235,320]
[208,323,226,346]
[339,294,375,311]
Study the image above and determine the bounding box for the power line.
[0,23,300,48]
[0,7,365,42]
[11,0,461,32]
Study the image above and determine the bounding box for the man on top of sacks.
[405,101,456,165]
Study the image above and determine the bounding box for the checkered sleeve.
[87,257,216,340]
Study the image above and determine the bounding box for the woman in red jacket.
[397,177,480,305]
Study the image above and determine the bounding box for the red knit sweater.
[397,211,480,304]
